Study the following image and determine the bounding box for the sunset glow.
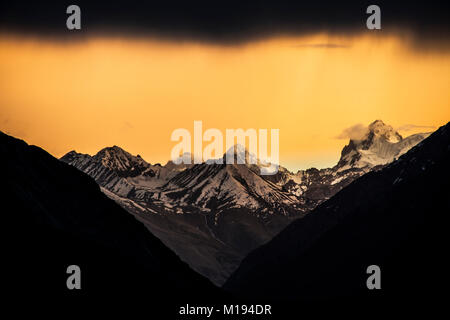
[1,33,449,170]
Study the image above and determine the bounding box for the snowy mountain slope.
[62,144,301,215]
[62,144,304,285]
[101,186,243,284]
[61,147,186,197]
[161,162,298,213]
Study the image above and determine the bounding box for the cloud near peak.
[335,123,369,140]
[396,124,436,132]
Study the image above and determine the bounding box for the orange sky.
[0,33,449,171]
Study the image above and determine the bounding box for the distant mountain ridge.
[61,120,430,285]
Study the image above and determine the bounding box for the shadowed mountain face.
[0,131,219,303]
[61,120,429,285]
[224,122,450,302]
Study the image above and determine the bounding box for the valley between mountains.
[61,120,431,285]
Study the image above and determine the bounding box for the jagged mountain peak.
[367,120,403,143]
[95,145,137,159]
[93,145,151,177]
[60,150,90,164]
[336,120,429,170]
[222,144,258,165]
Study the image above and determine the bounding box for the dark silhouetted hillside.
[0,131,221,307]
[225,122,450,307]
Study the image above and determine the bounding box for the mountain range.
[1,119,447,314]
[61,120,431,285]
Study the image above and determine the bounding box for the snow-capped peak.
[336,120,430,170]
[223,144,258,165]
[367,120,402,143]
[93,146,151,177]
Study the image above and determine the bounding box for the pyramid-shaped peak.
[102,145,127,154]
[370,119,385,125]
[223,144,258,164]
[225,144,248,155]
[95,146,124,161]
[93,145,150,175]
[95,145,139,159]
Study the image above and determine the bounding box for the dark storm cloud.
[0,1,449,49]
[293,43,351,49]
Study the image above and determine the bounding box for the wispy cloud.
[336,123,435,140]
[120,121,134,131]
[396,124,435,132]
[335,123,368,140]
